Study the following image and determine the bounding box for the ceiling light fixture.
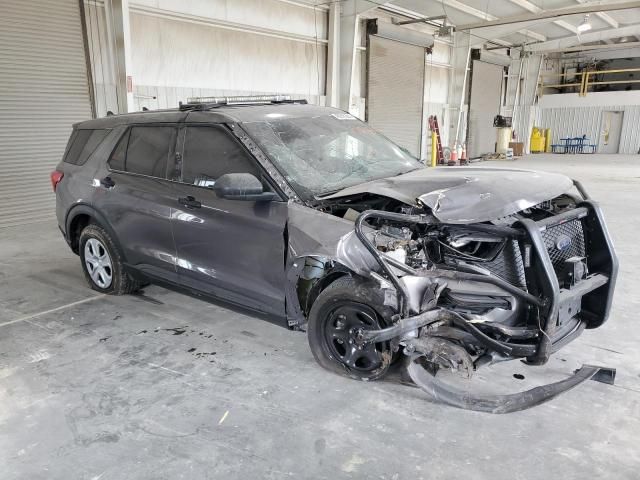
[577,14,592,33]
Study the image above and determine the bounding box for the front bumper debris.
[407,359,616,414]
[351,192,618,412]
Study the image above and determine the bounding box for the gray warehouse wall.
[83,0,328,116]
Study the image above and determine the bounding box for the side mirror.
[213,173,276,202]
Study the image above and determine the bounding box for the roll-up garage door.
[468,60,504,159]
[367,35,425,158]
[0,0,93,228]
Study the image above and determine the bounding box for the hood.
[320,166,574,224]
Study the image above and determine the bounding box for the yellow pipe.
[431,132,437,167]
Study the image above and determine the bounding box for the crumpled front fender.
[287,202,379,276]
[285,202,384,327]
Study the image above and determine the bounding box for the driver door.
[170,124,288,317]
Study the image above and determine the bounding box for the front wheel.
[79,224,141,295]
[307,276,394,381]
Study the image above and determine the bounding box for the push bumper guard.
[518,199,618,364]
[355,199,618,365]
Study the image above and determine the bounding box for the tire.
[79,224,141,295]
[307,276,394,381]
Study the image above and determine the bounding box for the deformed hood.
[321,166,574,224]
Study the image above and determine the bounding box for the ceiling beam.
[456,1,640,30]
[541,40,640,53]
[575,0,619,28]
[526,23,640,51]
[438,0,545,41]
[376,2,543,42]
[505,0,578,34]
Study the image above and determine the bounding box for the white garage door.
[468,60,504,159]
[367,35,425,158]
[0,0,93,228]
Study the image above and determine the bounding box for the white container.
[496,127,512,154]
[506,147,514,160]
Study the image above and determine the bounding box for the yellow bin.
[530,127,546,153]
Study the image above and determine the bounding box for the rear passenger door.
[170,124,288,317]
[93,125,179,282]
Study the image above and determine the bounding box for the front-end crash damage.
[285,172,618,413]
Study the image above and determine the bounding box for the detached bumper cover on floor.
[407,359,617,414]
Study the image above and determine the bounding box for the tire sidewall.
[307,277,394,381]
[79,225,122,294]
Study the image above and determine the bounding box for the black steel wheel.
[307,276,393,381]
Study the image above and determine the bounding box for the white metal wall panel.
[468,60,504,158]
[367,35,425,158]
[130,12,326,101]
[538,105,640,154]
[620,106,640,154]
[0,0,92,228]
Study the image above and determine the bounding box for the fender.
[285,254,356,329]
[64,203,128,262]
[284,202,382,329]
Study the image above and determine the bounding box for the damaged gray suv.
[53,96,618,412]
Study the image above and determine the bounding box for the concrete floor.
[1,154,640,479]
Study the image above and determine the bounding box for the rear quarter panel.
[56,128,122,235]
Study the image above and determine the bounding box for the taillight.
[51,170,64,192]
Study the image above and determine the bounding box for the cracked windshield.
[243,114,422,196]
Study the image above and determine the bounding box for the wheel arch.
[285,254,370,328]
[65,204,126,261]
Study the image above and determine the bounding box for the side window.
[108,129,130,171]
[64,129,109,165]
[108,126,177,178]
[181,126,260,188]
[126,126,177,178]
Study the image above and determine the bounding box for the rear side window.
[108,126,178,178]
[64,129,109,165]
[181,126,259,187]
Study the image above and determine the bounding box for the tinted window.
[181,126,259,188]
[108,126,177,178]
[126,126,177,177]
[64,129,109,165]
[108,129,130,171]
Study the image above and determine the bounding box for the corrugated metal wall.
[0,0,92,228]
[539,105,640,154]
[368,35,426,158]
[620,106,640,154]
[468,60,504,158]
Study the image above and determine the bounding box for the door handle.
[178,195,201,209]
[100,176,115,188]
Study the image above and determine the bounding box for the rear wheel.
[79,224,141,295]
[307,276,394,381]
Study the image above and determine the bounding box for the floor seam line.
[0,294,106,328]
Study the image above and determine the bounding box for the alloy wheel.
[84,238,113,289]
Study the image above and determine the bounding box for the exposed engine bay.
[292,185,618,413]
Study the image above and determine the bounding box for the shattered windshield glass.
[242,114,422,196]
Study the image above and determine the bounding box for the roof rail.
[179,95,307,111]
